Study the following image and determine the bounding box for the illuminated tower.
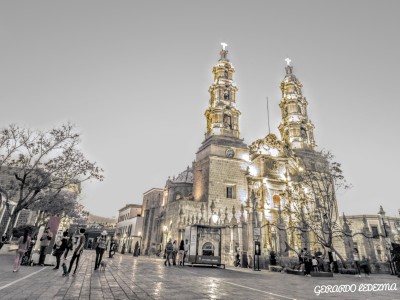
[278,58,316,150]
[204,43,241,140]
[193,43,248,218]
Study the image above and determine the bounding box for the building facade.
[116,204,143,254]
[140,45,397,270]
[340,206,400,267]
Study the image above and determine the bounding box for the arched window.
[224,90,230,100]
[301,128,307,140]
[202,242,214,256]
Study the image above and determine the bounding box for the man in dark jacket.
[164,239,173,266]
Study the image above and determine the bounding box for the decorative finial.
[285,57,293,75]
[220,43,228,60]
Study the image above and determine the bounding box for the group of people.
[298,248,313,276]
[353,248,371,277]
[164,239,189,266]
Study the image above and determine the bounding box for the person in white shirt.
[172,240,178,266]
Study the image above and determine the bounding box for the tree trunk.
[6,212,18,240]
[331,245,347,268]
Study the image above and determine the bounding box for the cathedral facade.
[141,45,344,266]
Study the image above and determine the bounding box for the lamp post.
[138,231,142,256]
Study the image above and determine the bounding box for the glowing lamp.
[212,213,219,224]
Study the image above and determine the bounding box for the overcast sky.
[1,1,399,218]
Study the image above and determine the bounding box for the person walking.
[164,239,173,266]
[303,248,312,277]
[109,238,115,258]
[172,240,178,266]
[360,255,371,277]
[353,248,361,277]
[178,240,185,266]
[183,239,189,266]
[13,229,31,272]
[64,235,74,260]
[53,231,68,270]
[94,230,108,270]
[39,227,53,266]
[67,228,86,276]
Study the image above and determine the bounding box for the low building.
[116,204,143,254]
[340,206,400,261]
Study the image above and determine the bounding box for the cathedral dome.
[172,166,193,183]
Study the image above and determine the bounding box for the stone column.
[362,215,377,262]
[277,207,288,257]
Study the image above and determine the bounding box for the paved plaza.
[0,251,399,300]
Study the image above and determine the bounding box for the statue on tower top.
[220,42,228,60]
[285,57,293,75]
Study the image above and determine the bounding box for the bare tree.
[0,123,104,236]
[285,150,351,264]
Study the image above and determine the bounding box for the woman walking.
[13,229,31,272]
[94,230,108,270]
[178,240,185,266]
[53,231,68,270]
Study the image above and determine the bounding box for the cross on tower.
[221,42,228,50]
[285,57,291,66]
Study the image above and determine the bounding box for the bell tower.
[278,58,316,150]
[204,43,241,140]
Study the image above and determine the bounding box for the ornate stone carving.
[249,133,284,156]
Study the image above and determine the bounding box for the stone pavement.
[0,251,399,299]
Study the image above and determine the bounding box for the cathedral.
[141,44,344,266]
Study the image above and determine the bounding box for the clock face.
[226,148,235,158]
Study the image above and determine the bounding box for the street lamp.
[163,225,168,251]
[211,213,219,224]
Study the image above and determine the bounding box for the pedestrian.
[235,252,241,267]
[64,235,73,260]
[109,238,115,258]
[164,239,173,266]
[67,228,86,276]
[183,239,189,266]
[269,250,277,266]
[94,230,108,271]
[39,227,53,266]
[353,248,361,277]
[303,248,312,277]
[312,256,318,272]
[172,240,178,266]
[53,231,68,270]
[0,234,7,249]
[360,255,370,277]
[178,240,185,266]
[13,229,31,272]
